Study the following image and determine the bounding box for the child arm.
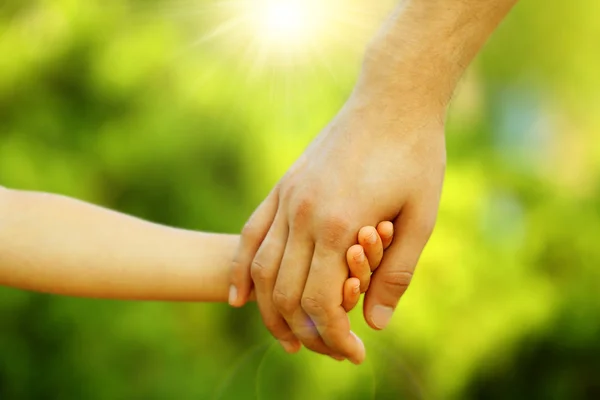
[0,187,239,302]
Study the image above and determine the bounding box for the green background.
[1,0,599,398]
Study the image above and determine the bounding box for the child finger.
[346,244,372,292]
[342,277,361,312]
[358,226,383,272]
[377,221,395,250]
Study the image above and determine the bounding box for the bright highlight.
[191,0,390,69]
[261,1,307,43]
[250,0,327,54]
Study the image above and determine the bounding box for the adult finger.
[229,190,279,307]
[273,231,335,357]
[302,243,366,364]
[364,204,435,331]
[251,213,300,353]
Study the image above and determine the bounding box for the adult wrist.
[357,25,463,111]
[349,56,451,130]
[356,0,517,112]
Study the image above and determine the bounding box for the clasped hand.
[229,93,446,364]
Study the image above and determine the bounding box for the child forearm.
[0,187,244,302]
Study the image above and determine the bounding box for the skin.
[230,0,520,364]
[0,187,392,317]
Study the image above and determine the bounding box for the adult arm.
[230,0,519,363]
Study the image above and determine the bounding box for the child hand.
[342,221,394,312]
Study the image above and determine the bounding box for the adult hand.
[229,89,446,363]
[228,0,518,363]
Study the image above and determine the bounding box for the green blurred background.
[1,0,599,399]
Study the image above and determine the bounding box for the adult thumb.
[363,210,433,330]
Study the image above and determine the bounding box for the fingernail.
[351,331,364,348]
[354,249,365,263]
[371,305,394,330]
[279,340,296,353]
[228,285,238,305]
[349,332,366,365]
[367,232,377,244]
[353,284,360,294]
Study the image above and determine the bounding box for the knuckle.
[241,221,261,242]
[250,259,273,283]
[273,290,300,315]
[301,294,325,315]
[380,270,414,296]
[291,197,315,225]
[230,260,248,282]
[230,259,245,273]
[263,319,286,337]
[320,215,351,248]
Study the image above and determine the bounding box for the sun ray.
[126,0,396,126]
[190,14,252,47]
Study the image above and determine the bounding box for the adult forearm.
[358,0,518,110]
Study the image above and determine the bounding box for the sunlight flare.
[186,0,390,68]
[261,1,307,43]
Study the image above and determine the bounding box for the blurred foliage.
[1,0,599,399]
